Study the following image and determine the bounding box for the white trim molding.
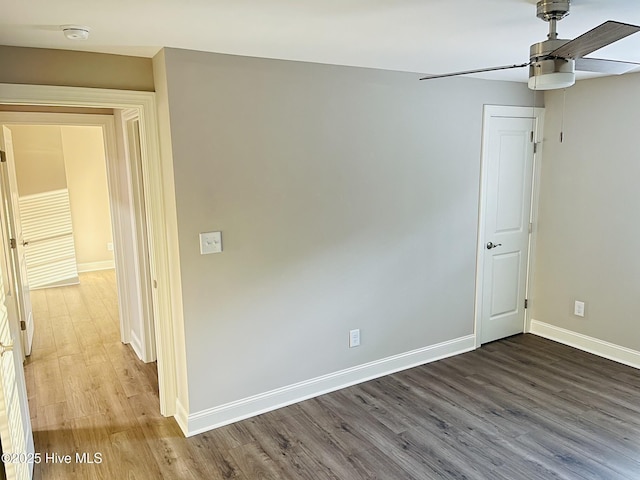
[182,334,476,437]
[0,84,180,417]
[175,399,189,436]
[129,330,144,362]
[530,319,640,369]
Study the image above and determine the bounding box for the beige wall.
[9,124,114,267]
[60,126,114,267]
[11,125,67,195]
[0,46,154,92]
[531,73,640,352]
[155,47,535,414]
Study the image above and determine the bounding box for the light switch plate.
[200,231,222,254]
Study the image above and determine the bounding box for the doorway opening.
[0,111,156,364]
[0,85,179,473]
[0,110,161,433]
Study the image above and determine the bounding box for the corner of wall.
[151,49,190,415]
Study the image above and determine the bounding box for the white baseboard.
[77,260,115,273]
[530,319,640,369]
[175,399,189,436]
[129,330,144,362]
[182,334,476,437]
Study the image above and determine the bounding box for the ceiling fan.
[420,0,640,90]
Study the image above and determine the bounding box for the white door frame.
[117,108,157,362]
[474,105,545,348]
[0,84,179,417]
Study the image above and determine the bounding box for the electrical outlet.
[574,300,585,317]
[107,242,114,251]
[349,329,360,348]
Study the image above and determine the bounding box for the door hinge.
[20,320,26,331]
[529,222,533,234]
[530,131,534,142]
[524,299,528,309]
[9,238,16,249]
[533,142,538,154]
[0,150,5,163]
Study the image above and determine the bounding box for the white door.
[478,106,542,344]
[0,136,34,480]
[0,127,34,356]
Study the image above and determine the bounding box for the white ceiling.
[2,0,640,84]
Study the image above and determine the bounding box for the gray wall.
[0,46,154,91]
[157,47,535,413]
[531,73,640,352]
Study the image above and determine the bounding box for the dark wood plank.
[227,442,288,480]
[244,412,341,480]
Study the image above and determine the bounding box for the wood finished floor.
[24,273,640,479]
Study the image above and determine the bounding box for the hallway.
[23,270,168,479]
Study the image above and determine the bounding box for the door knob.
[486,242,502,250]
[0,342,13,356]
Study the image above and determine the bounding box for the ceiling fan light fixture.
[528,58,575,90]
[528,71,575,90]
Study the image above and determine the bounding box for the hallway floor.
[24,270,167,479]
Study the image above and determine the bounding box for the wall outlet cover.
[349,329,361,348]
[574,300,585,317]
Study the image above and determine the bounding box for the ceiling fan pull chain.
[560,87,567,143]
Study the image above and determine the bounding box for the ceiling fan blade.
[549,21,640,59]
[420,63,529,80]
[575,57,640,74]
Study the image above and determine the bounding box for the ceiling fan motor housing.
[530,38,570,59]
[529,58,575,77]
[537,0,570,22]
